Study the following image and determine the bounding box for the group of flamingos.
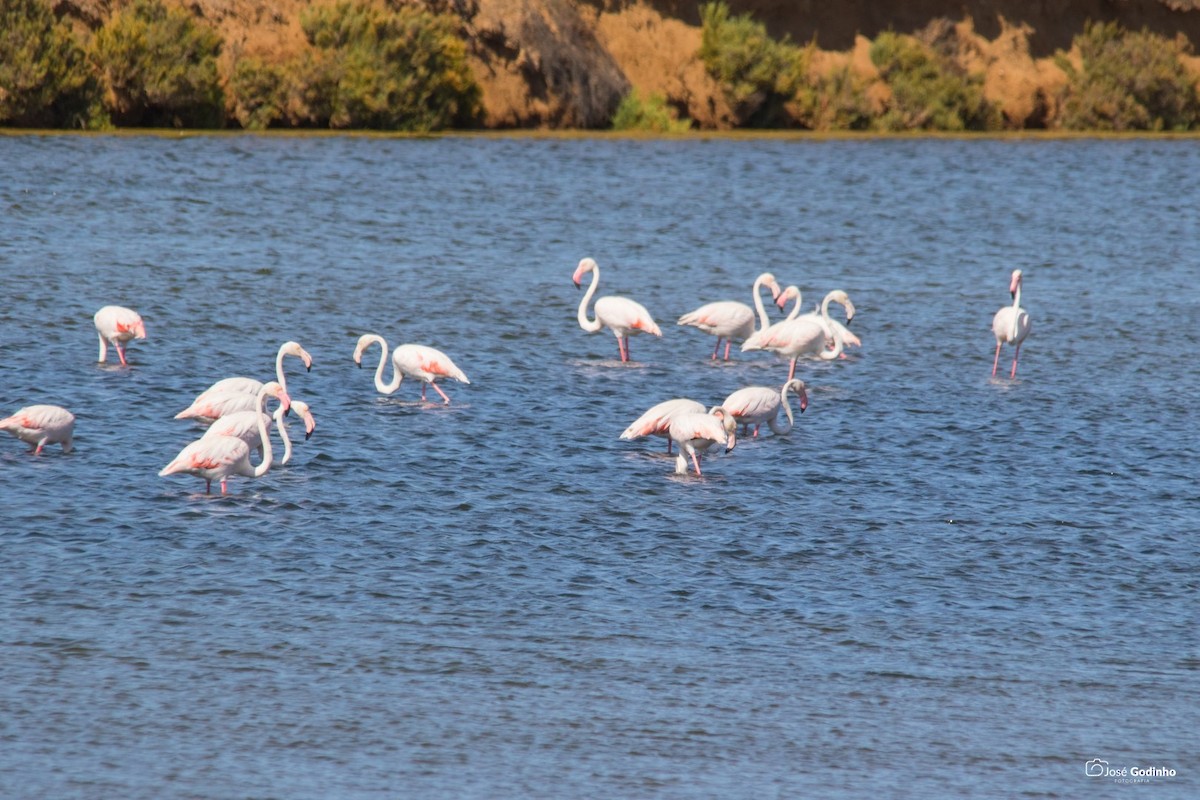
[0,263,1029,487]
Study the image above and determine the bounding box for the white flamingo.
[353,333,470,405]
[202,399,316,465]
[668,406,737,477]
[185,341,313,412]
[572,257,662,362]
[0,404,75,454]
[677,272,782,360]
[793,289,860,355]
[619,397,706,454]
[94,305,147,366]
[722,379,808,438]
[742,289,853,381]
[159,382,290,494]
[175,381,293,425]
[991,269,1031,378]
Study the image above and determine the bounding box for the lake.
[0,132,1197,799]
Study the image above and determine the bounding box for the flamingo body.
[202,400,315,465]
[94,305,146,365]
[620,398,705,453]
[354,334,470,405]
[677,272,781,359]
[722,380,808,438]
[668,406,737,476]
[573,257,662,362]
[0,404,75,454]
[992,269,1031,378]
[175,381,291,425]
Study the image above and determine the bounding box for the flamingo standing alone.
[94,305,147,366]
[572,257,662,362]
[202,399,316,465]
[668,406,738,477]
[991,269,1031,378]
[0,405,75,454]
[159,382,290,494]
[677,272,782,360]
[722,379,808,438]
[619,397,706,454]
[742,289,854,381]
[353,333,470,405]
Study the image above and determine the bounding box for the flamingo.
[722,379,808,438]
[185,341,313,411]
[94,305,146,366]
[353,333,470,405]
[572,257,662,362]
[677,272,782,360]
[668,406,737,476]
[793,289,861,355]
[619,397,706,454]
[0,404,75,454]
[159,382,290,494]
[202,399,316,465]
[175,381,292,425]
[742,289,854,381]
[992,269,1031,378]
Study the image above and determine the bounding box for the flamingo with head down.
[353,333,470,405]
[722,379,808,438]
[991,269,1031,378]
[0,405,75,454]
[677,272,781,360]
[572,257,662,362]
[668,406,737,477]
[94,305,147,366]
[620,397,706,454]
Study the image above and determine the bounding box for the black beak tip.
[305,431,313,441]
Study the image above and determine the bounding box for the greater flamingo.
[0,405,75,454]
[722,379,808,438]
[742,289,853,381]
[991,269,1031,378]
[353,333,470,405]
[202,399,316,465]
[572,257,662,362]
[186,341,313,409]
[619,397,706,454]
[160,382,289,494]
[677,272,782,360]
[94,305,147,366]
[668,406,737,477]
[175,381,292,425]
[793,289,861,355]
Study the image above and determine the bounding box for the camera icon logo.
[1085,759,1108,777]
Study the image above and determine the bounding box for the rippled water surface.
[1,134,1198,799]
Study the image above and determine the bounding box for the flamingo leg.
[421,383,427,402]
[666,438,673,454]
[116,342,128,366]
[33,440,45,455]
[690,448,703,476]
[430,381,452,405]
[711,338,721,360]
[623,336,631,362]
[220,478,229,494]
[204,479,212,494]
[1010,343,1021,379]
[753,424,761,438]
[787,358,798,382]
[992,342,1002,377]
[724,341,733,360]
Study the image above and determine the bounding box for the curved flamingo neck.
[752,275,773,329]
[784,290,804,321]
[363,335,401,394]
[771,383,796,434]
[577,267,603,333]
[273,407,293,464]
[1010,281,1023,339]
[252,388,274,478]
[274,346,289,391]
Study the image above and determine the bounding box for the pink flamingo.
[619,397,706,454]
[202,399,316,465]
[742,289,854,381]
[677,272,782,360]
[668,406,738,476]
[992,269,1031,378]
[722,379,808,438]
[186,341,312,411]
[0,404,75,454]
[792,289,861,355]
[159,382,290,494]
[94,305,147,365]
[353,333,470,405]
[572,257,662,362]
[175,381,292,425]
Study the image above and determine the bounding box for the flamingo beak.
[800,392,808,413]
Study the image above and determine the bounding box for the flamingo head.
[572,257,598,288]
[786,379,808,413]
[776,285,801,310]
[263,381,292,416]
[352,334,378,367]
[828,290,855,324]
[292,400,316,439]
[1009,269,1023,297]
[131,319,147,339]
[758,272,781,299]
[283,341,314,371]
[711,406,737,453]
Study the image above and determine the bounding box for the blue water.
[0,133,1197,799]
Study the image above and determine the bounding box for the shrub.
[698,1,804,127]
[869,30,998,131]
[89,0,224,128]
[295,1,480,130]
[611,90,691,132]
[1054,21,1200,130]
[229,56,290,130]
[0,0,104,127]
[790,44,874,131]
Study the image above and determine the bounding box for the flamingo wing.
[722,387,777,424]
[677,301,754,338]
[621,398,705,439]
[596,296,662,337]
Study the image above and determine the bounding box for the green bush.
[89,0,224,127]
[1054,21,1200,130]
[791,44,874,131]
[229,56,290,130]
[698,1,804,127]
[295,1,480,130]
[611,90,691,132]
[0,0,103,127]
[869,30,997,131]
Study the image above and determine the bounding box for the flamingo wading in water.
[94,305,146,366]
[677,272,782,360]
[184,341,313,413]
[353,333,470,405]
[991,269,1031,378]
[572,257,662,362]
[668,406,738,477]
[160,382,290,494]
[619,397,706,454]
[742,289,854,381]
[175,381,293,426]
[0,405,75,454]
[722,379,808,438]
